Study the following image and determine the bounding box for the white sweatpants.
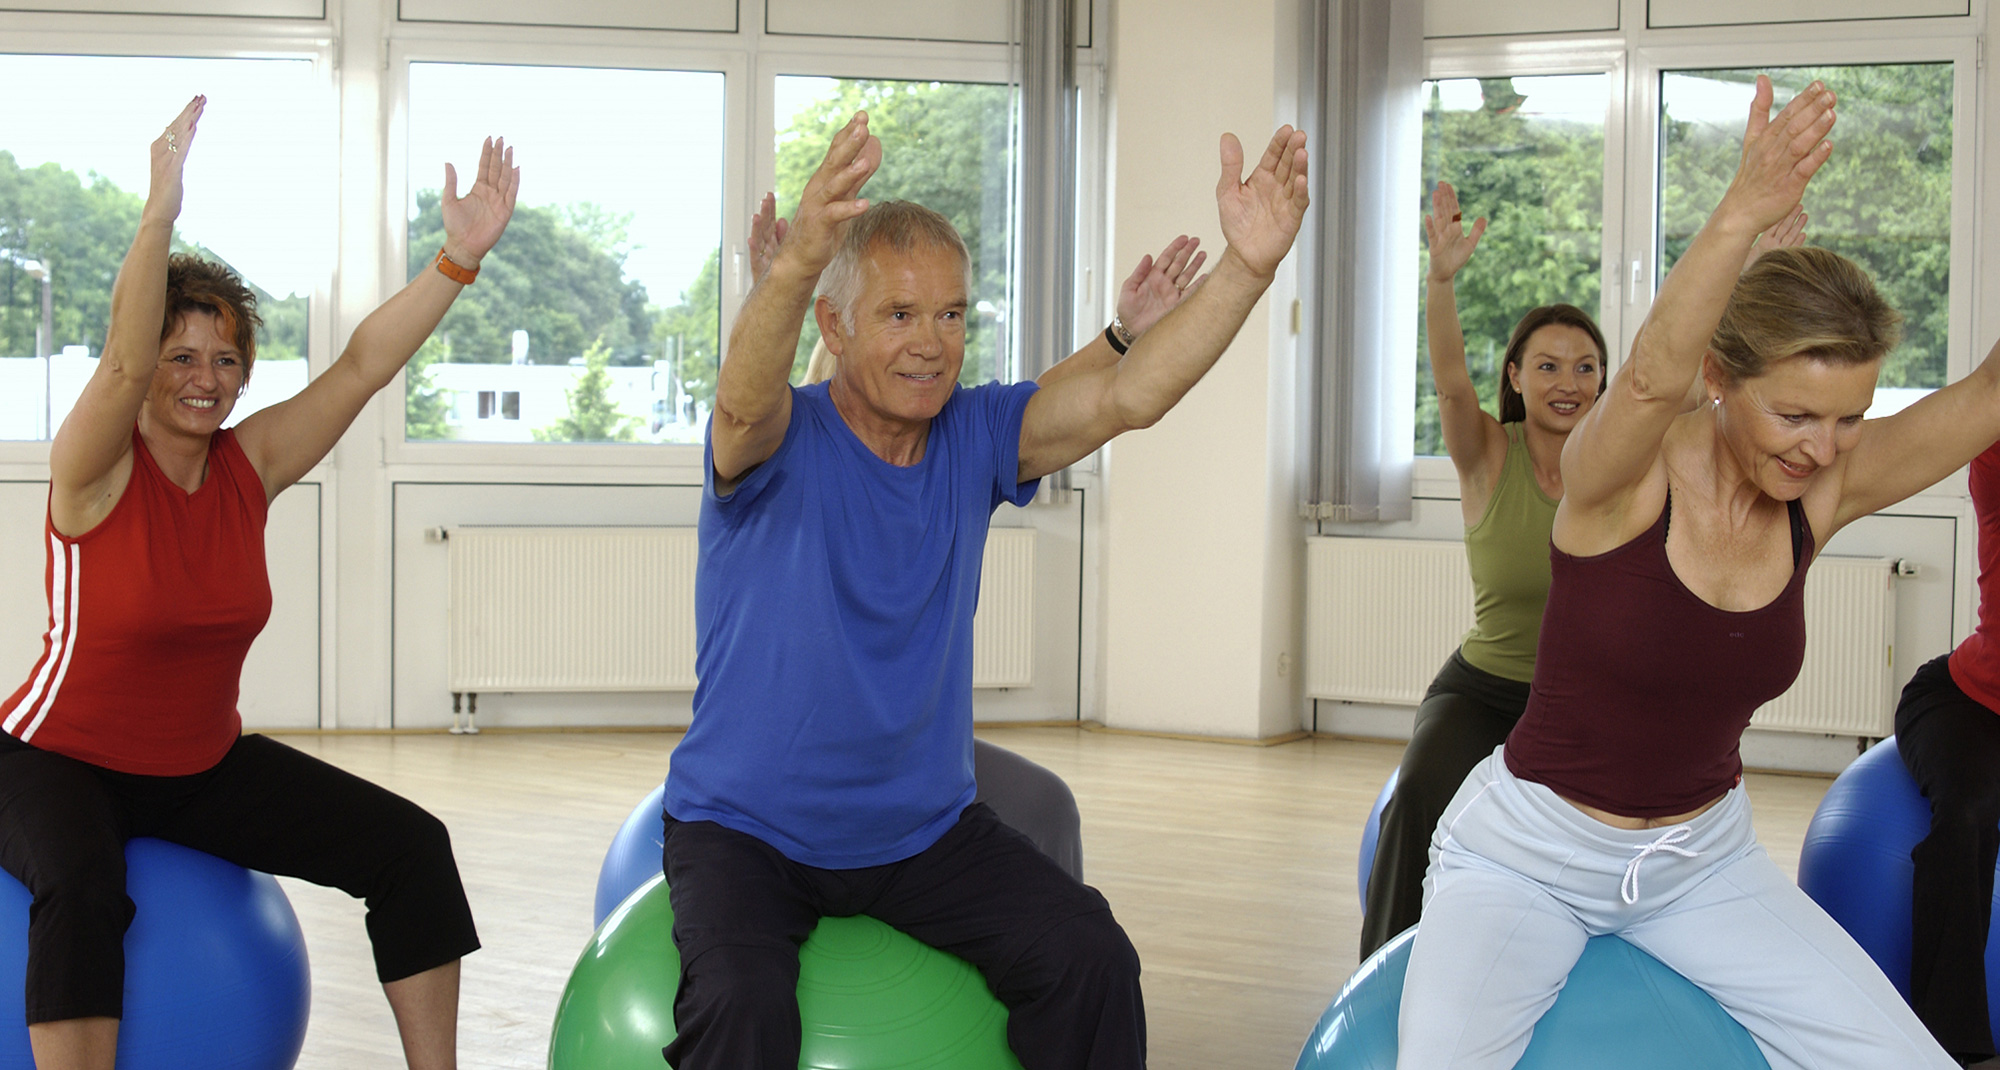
[1396,749,1954,1070]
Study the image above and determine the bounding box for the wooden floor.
[265,726,1835,1070]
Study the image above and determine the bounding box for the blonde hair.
[818,201,970,334]
[803,338,836,385]
[1710,247,1902,381]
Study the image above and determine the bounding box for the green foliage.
[654,249,720,420]
[0,151,306,362]
[535,338,641,443]
[1417,79,1604,456]
[408,194,654,366]
[1661,64,1954,389]
[773,79,1013,388]
[404,333,456,441]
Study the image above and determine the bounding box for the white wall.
[1096,0,1306,740]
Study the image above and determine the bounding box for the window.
[0,54,325,441]
[402,61,726,445]
[1659,63,1953,409]
[1415,74,1607,456]
[772,75,1017,388]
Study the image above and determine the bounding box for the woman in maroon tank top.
[0,97,516,1070]
[1397,76,2000,1070]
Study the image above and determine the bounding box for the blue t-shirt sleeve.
[986,380,1042,509]
[704,388,804,511]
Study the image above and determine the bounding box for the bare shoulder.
[1453,417,1511,518]
[50,448,137,539]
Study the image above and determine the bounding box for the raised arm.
[1017,127,1309,481]
[48,96,204,532]
[1828,337,2000,532]
[747,191,789,284]
[1560,78,1835,522]
[234,137,518,500]
[712,112,881,486]
[1037,234,1208,390]
[1421,181,1504,484]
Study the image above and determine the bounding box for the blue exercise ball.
[594,782,668,928]
[1295,928,1771,1069]
[0,837,311,1070]
[1798,735,2000,1043]
[1355,768,1400,907]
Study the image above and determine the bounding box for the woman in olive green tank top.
[1358,180,1607,957]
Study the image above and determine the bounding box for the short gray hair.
[818,201,971,335]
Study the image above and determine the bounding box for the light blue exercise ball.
[0,838,311,1070]
[1355,768,1400,907]
[1798,735,2000,1043]
[1295,928,1771,1069]
[594,782,668,928]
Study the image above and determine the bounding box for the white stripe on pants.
[1396,749,1954,1070]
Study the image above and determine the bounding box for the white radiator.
[1304,536,1898,737]
[449,527,700,692]
[1749,555,1897,737]
[1305,537,1475,705]
[447,526,1038,693]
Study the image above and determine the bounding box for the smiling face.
[143,309,244,437]
[820,239,968,434]
[1707,352,1881,499]
[1505,324,1603,435]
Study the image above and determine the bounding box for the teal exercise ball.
[1295,928,1771,1069]
[549,874,1024,1070]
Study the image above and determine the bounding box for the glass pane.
[1416,75,1607,456]
[405,63,725,444]
[0,55,324,441]
[1660,64,1953,407]
[772,76,1015,388]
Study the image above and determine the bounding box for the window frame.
[1412,11,1980,502]
[381,36,750,466]
[1414,38,1628,494]
[1631,36,1978,392]
[0,26,338,467]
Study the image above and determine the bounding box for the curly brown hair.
[162,254,261,384]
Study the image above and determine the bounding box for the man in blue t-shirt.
[660,111,1310,1070]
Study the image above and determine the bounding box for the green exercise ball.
[548,874,1024,1070]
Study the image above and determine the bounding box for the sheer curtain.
[1012,0,1078,497]
[1297,0,1423,521]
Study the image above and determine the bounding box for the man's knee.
[1011,910,1141,995]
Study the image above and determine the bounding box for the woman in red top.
[0,97,517,1070]
[1894,440,2000,1064]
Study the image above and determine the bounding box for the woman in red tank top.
[1397,76,2000,1070]
[0,97,517,1070]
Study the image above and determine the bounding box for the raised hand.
[1721,76,1835,236]
[440,137,520,268]
[1424,181,1487,283]
[781,112,883,278]
[145,95,205,225]
[1118,235,1207,338]
[1745,202,1808,270]
[1216,125,1310,279]
[748,191,790,283]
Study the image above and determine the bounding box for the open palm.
[1424,181,1486,283]
[1217,126,1310,277]
[440,136,521,264]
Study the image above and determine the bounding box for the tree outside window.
[1415,75,1607,457]
[1660,64,1953,396]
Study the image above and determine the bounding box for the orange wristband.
[434,248,478,285]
